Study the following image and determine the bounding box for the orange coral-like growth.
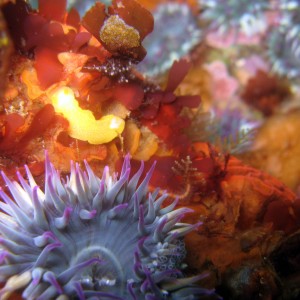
[176,142,299,279]
[186,142,297,232]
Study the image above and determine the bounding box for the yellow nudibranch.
[51,87,125,144]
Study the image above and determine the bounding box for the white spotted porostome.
[0,153,215,299]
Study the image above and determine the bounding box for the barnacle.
[0,153,217,299]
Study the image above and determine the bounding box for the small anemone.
[68,0,112,16]
[0,153,216,299]
[268,1,300,78]
[279,0,300,30]
[28,0,112,16]
[201,0,269,36]
[137,2,202,78]
[267,28,300,78]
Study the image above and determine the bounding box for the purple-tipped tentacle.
[32,186,48,229]
[43,271,64,294]
[79,209,97,220]
[106,167,130,204]
[54,207,73,229]
[0,154,216,299]
[130,161,156,204]
[0,188,33,231]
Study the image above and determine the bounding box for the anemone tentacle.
[0,153,217,299]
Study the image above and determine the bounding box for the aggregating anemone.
[268,31,300,78]
[267,0,300,78]
[201,0,269,36]
[68,0,112,16]
[28,0,112,15]
[0,154,214,299]
[279,0,300,29]
[137,2,202,77]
